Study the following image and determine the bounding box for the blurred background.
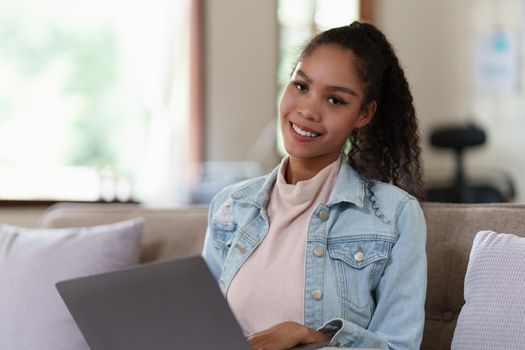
[1,0,525,225]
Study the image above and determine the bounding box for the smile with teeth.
[291,123,320,138]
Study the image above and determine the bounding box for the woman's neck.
[285,154,340,185]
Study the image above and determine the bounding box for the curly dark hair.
[300,21,424,200]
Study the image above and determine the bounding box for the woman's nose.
[297,98,321,122]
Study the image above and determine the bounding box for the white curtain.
[118,0,191,206]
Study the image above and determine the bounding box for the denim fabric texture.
[202,159,427,350]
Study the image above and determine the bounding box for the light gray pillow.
[0,219,143,350]
[451,230,525,350]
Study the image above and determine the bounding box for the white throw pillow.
[451,230,525,350]
[0,219,143,350]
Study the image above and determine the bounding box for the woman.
[202,21,426,350]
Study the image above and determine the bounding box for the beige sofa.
[39,202,525,350]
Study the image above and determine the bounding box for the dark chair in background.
[425,123,515,203]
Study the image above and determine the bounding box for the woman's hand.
[247,321,330,350]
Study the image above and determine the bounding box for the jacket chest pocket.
[328,238,392,310]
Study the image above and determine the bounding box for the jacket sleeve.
[318,198,427,350]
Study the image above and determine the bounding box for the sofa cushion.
[451,230,525,349]
[0,219,143,350]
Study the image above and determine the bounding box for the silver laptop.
[56,256,330,350]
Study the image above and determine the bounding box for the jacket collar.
[230,166,279,208]
[326,159,365,208]
[229,157,366,208]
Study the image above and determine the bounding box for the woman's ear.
[356,101,377,128]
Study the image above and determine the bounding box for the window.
[0,0,192,204]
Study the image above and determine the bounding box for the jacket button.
[319,210,329,221]
[312,289,323,300]
[313,246,324,257]
[354,250,365,262]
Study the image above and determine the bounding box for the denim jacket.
[202,159,427,349]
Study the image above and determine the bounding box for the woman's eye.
[293,82,307,92]
[328,96,347,105]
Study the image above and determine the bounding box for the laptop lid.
[56,256,250,350]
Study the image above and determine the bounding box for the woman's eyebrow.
[327,85,357,96]
[296,70,311,82]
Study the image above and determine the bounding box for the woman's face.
[279,44,375,165]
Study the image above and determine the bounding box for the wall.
[204,0,279,169]
[376,0,525,202]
